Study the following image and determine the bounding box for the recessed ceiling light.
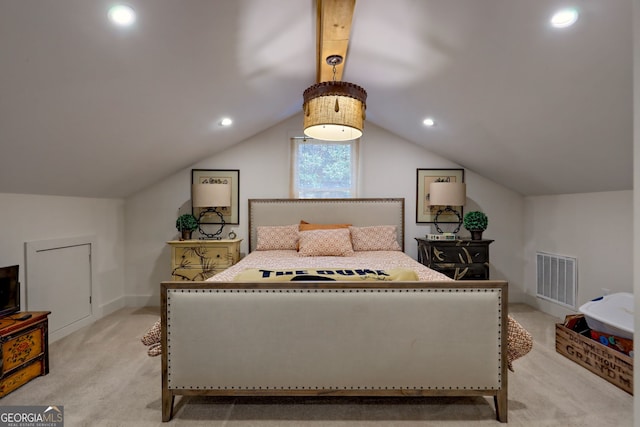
[219,118,233,127]
[423,117,435,127]
[550,8,579,28]
[108,5,136,26]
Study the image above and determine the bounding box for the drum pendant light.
[303,55,367,141]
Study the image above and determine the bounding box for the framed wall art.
[416,168,464,223]
[191,169,240,225]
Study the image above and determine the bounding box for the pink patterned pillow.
[256,225,299,250]
[349,225,402,251]
[298,228,354,256]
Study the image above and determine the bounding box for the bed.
[160,198,513,422]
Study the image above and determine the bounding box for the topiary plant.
[176,214,198,232]
[463,211,488,231]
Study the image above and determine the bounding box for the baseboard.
[46,297,127,343]
[48,314,95,344]
[98,296,126,318]
[522,294,576,320]
[125,294,159,307]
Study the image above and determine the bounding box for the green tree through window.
[291,138,358,198]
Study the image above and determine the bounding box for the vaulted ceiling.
[0,0,632,198]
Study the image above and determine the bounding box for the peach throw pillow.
[349,225,402,251]
[298,228,355,256]
[256,225,299,250]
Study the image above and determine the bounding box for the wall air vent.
[536,251,577,308]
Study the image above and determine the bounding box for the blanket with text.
[233,268,419,282]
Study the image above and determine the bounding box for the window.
[290,138,359,198]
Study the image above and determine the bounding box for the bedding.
[209,250,451,282]
[232,267,419,282]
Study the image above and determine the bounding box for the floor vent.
[536,251,577,308]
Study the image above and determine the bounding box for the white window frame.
[290,137,359,198]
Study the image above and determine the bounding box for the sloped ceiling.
[0,0,632,198]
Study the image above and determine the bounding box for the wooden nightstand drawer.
[416,238,493,280]
[172,246,232,269]
[434,264,489,280]
[168,239,242,282]
[432,245,489,264]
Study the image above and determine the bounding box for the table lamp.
[428,182,466,234]
[192,183,231,239]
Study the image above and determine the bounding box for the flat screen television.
[0,265,20,317]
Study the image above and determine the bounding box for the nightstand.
[167,239,242,281]
[415,238,494,280]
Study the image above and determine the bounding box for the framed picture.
[191,169,240,225]
[416,168,464,223]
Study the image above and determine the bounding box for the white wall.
[124,113,526,305]
[124,170,191,306]
[0,193,126,317]
[522,191,633,319]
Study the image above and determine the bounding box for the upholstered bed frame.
[161,198,508,422]
[247,198,406,251]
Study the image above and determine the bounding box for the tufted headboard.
[248,198,405,252]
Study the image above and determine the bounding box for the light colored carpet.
[0,303,632,426]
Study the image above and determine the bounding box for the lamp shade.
[429,182,466,206]
[303,81,367,141]
[192,183,231,208]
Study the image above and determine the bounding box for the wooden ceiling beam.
[316,0,356,82]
